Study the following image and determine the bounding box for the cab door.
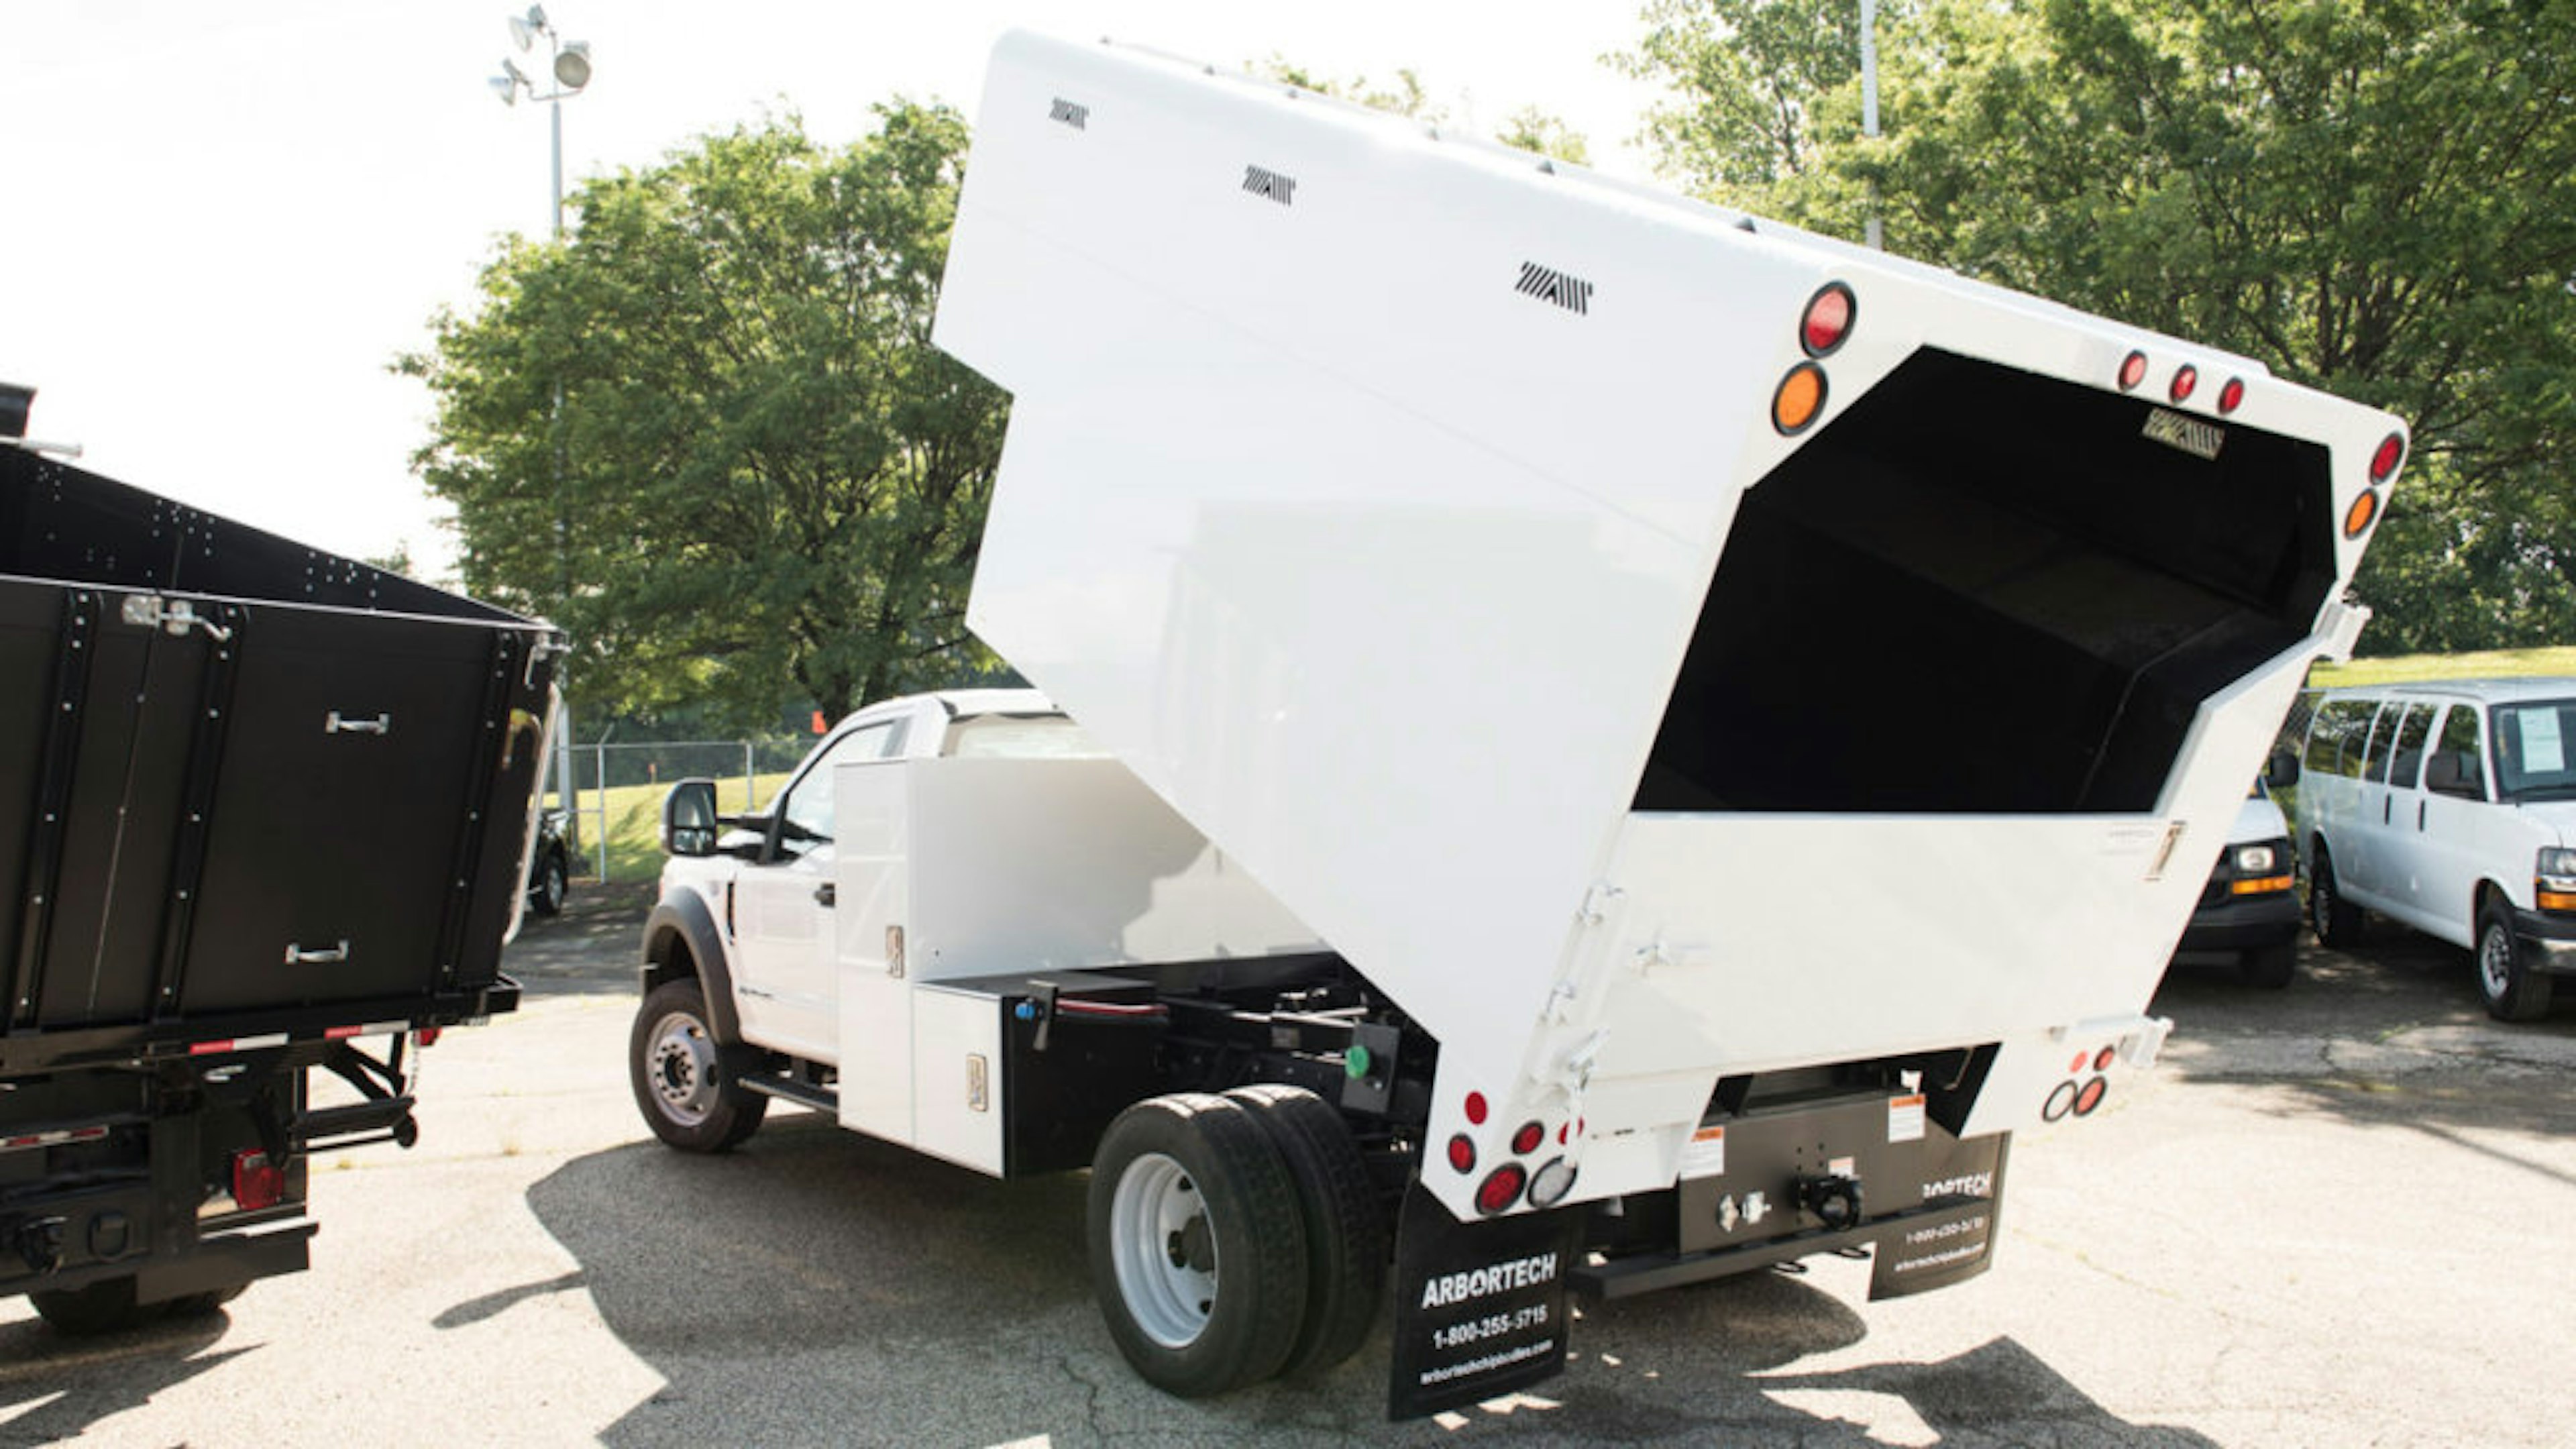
[2343,701,2407,906]
[731,716,909,1061]
[2408,702,2492,949]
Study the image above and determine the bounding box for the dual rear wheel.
[1086,1087,1387,1397]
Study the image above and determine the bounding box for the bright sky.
[1,1,1667,582]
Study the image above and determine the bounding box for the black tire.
[1226,1084,1389,1379]
[2310,846,2365,948]
[30,1277,159,1336]
[1086,1093,1309,1398]
[2477,899,2555,1022]
[2239,938,2298,990]
[528,849,569,917]
[164,1282,250,1318]
[630,978,768,1152]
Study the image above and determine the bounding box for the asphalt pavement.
[1,888,2570,1447]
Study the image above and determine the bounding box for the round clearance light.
[1475,1163,1528,1216]
[1801,281,1856,357]
[1529,1157,1578,1209]
[2217,376,2246,415]
[1772,362,1828,436]
[1447,1134,1477,1174]
[2169,365,2198,404]
[2344,489,2381,539]
[2043,1080,2079,1122]
[2068,1051,2090,1075]
[2073,1078,2109,1117]
[2370,432,2406,484]
[1511,1121,1544,1157]
[2118,350,2149,391]
[1463,1091,1488,1126]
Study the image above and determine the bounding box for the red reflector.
[1511,1121,1544,1156]
[2370,433,2405,483]
[2169,365,2198,403]
[2217,377,2245,415]
[1447,1134,1477,1174]
[325,1024,362,1040]
[1557,1123,1569,1146]
[1800,281,1856,357]
[233,1150,286,1212]
[2093,1046,2116,1073]
[1462,1091,1488,1126]
[190,1040,231,1057]
[417,1027,442,1047]
[2068,1051,2089,1075]
[2073,1078,2109,1117]
[2118,351,2148,391]
[1474,1164,1528,1216]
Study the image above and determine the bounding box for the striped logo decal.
[1515,261,1594,316]
[1049,99,1088,130]
[1242,164,1297,206]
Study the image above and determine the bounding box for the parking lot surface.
[2,889,2570,1447]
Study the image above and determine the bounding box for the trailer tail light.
[1510,1121,1544,1156]
[2343,490,2381,539]
[1772,362,1827,435]
[1529,1158,1577,1209]
[2072,1079,2108,1117]
[1800,282,1856,357]
[1462,1091,1489,1126]
[2169,365,2198,404]
[1447,1135,1477,1174]
[417,1027,442,1047]
[2217,377,2245,415]
[232,1150,286,1212]
[1474,1163,1527,1216]
[2118,350,2148,391]
[2092,1046,2116,1074]
[2370,433,2406,484]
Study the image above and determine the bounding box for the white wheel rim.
[2480,924,2513,999]
[648,1011,718,1126]
[1110,1150,1217,1349]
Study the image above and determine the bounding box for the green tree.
[1252,58,1591,164]
[1623,0,2576,653]
[403,104,1008,728]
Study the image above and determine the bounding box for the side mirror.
[2265,749,2300,789]
[660,779,720,857]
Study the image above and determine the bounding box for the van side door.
[2375,701,2444,933]
[2410,701,2492,949]
[2343,700,2405,906]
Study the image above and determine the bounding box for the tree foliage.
[1622,0,2576,653]
[1253,58,1591,163]
[404,105,1007,727]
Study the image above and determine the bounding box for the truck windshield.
[2490,700,2576,800]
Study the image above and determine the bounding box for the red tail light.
[1447,1134,1477,1174]
[2370,433,2406,484]
[233,1150,286,1212]
[1511,1121,1544,1156]
[1800,282,1856,357]
[2169,366,2198,404]
[2118,351,2148,391]
[1475,1164,1528,1216]
[2216,377,2245,415]
[1462,1091,1488,1126]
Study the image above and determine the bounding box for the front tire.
[1087,1093,1309,1398]
[529,849,569,917]
[2477,900,2554,1022]
[2310,847,2365,949]
[630,978,768,1151]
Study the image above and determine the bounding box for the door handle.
[814,882,837,908]
[2418,800,2427,830]
[2383,797,2392,824]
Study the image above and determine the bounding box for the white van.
[2169,775,2300,988]
[2298,678,2576,1020]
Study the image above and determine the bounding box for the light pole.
[490,6,593,865]
[1861,0,1882,250]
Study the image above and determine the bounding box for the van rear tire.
[2310,848,2365,949]
[29,1277,158,1336]
[2477,902,2554,1022]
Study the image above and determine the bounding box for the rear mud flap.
[1385,1183,1580,1421]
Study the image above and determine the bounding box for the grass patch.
[2313,645,2576,688]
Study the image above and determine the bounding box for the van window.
[2360,703,2402,783]
[2387,703,2438,789]
[2433,704,2486,799]
[2306,698,2375,777]
[2493,699,2576,800]
[943,714,1110,759]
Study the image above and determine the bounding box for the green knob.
[1344,1043,1373,1080]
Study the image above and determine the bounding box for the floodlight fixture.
[553,40,591,91]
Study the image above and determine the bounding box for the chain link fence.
[548,737,817,882]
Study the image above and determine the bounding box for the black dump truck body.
[0,416,555,1330]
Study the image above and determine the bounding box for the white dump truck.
[629,32,2408,1417]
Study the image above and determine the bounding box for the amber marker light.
[1772,362,1827,435]
[2344,489,2382,539]
[2231,874,2296,896]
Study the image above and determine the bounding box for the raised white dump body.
[934,32,2405,1219]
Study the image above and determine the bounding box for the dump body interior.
[1636,350,2337,815]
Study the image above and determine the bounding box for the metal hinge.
[119,594,233,642]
